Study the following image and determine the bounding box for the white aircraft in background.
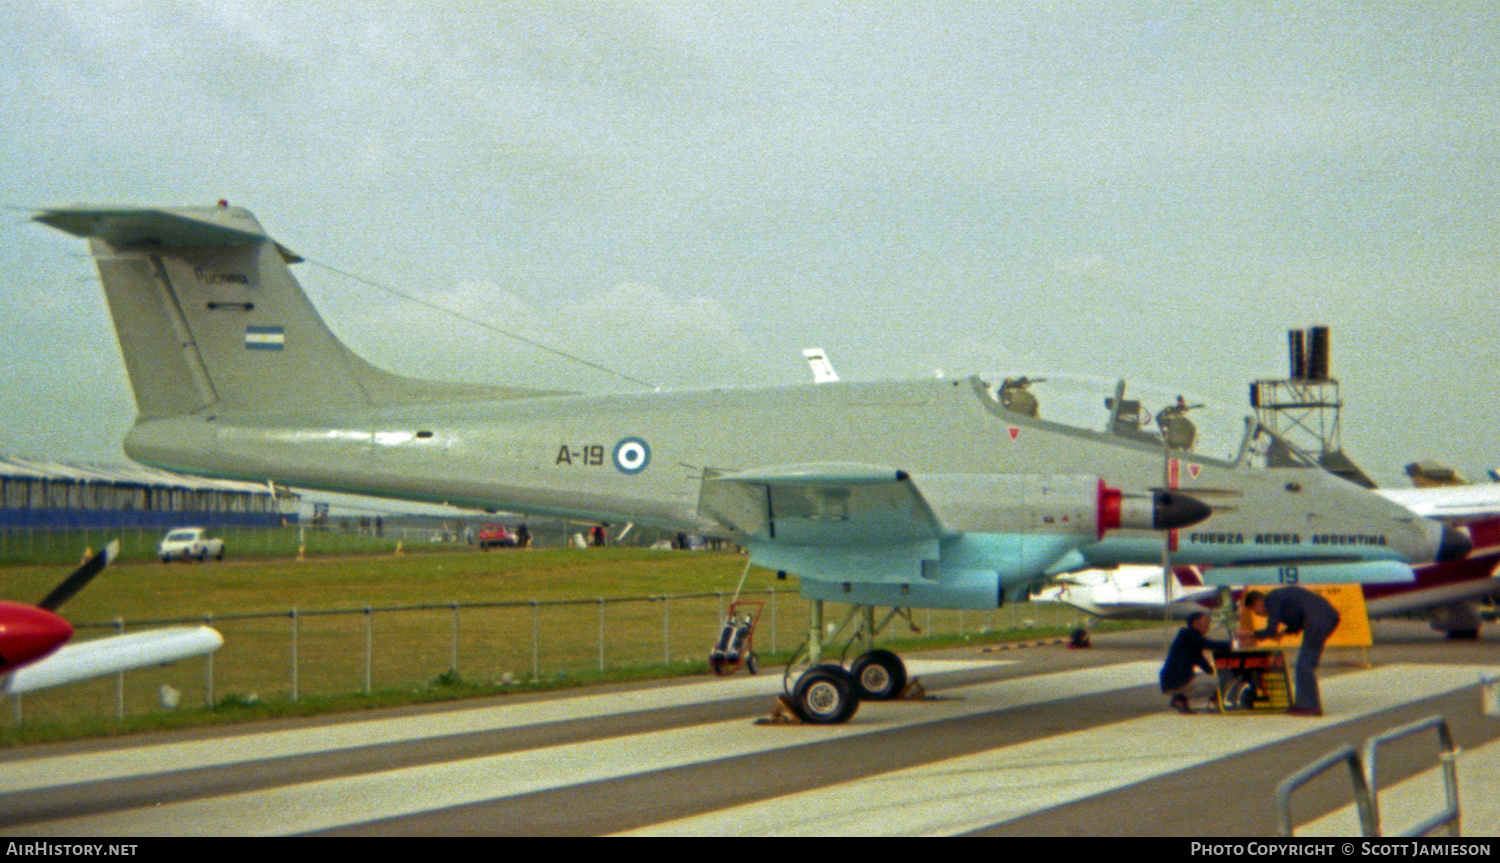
[1036,489,1500,638]
[1375,484,1500,522]
[802,348,840,384]
[1033,565,1220,620]
[0,542,223,696]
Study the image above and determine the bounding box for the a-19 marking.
[556,444,606,466]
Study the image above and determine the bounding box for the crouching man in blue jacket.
[1160,611,1232,714]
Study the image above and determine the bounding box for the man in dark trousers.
[1239,586,1341,716]
[1160,611,1232,714]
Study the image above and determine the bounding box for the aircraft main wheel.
[791,665,860,724]
[746,652,759,675]
[850,649,907,700]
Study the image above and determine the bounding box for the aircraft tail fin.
[37,204,542,420]
[802,347,839,384]
[1173,565,1204,587]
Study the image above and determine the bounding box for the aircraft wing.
[696,464,1196,594]
[1376,485,1500,521]
[701,464,1080,595]
[2,626,224,695]
[697,463,1155,544]
[698,463,943,547]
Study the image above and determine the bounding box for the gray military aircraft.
[35,204,1469,723]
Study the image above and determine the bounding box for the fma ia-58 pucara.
[35,205,1467,723]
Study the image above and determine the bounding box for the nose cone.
[1437,525,1473,563]
[0,602,73,674]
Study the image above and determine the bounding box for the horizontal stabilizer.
[34,206,301,261]
[3,626,224,695]
[1198,559,1414,587]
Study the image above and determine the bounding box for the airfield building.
[0,455,296,529]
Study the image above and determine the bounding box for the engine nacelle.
[916,474,1208,539]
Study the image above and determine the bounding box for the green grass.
[6,544,774,621]
[0,545,1140,746]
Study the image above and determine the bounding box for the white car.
[157,527,226,562]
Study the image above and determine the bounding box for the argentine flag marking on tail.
[245,325,285,351]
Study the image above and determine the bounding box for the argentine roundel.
[613,438,651,474]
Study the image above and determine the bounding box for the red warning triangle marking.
[1188,463,1201,479]
[1007,427,1020,440]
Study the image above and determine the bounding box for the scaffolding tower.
[1249,326,1376,489]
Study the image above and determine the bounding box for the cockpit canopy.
[983,374,1321,469]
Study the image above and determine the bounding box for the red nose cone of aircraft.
[0,602,73,674]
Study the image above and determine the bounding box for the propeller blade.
[35,540,119,612]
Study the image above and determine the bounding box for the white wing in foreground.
[3,626,223,695]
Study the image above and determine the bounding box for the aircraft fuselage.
[124,374,1439,571]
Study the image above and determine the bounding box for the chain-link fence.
[6,590,1079,726]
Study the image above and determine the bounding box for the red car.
[475,524,516,549]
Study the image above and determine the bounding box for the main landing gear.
[777,602,921,724]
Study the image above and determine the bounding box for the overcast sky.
[2,1,1497,488]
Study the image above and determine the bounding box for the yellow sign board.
[1239,584,1372,649]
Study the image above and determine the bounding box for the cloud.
[4,3,1500,483]
[314,273,758,392]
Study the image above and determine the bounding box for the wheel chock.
[756,676,930,724]
[754,695,805,725]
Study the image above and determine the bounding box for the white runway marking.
[0,657,1009,796]
[618,664,1500,836]
[7,660,1139,837]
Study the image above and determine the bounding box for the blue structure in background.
[0,456,296,530]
